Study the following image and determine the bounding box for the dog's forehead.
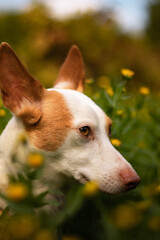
[49,88,106,125]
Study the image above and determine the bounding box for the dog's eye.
[79,126,90,137]
[109,125,112,137]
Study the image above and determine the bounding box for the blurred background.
[0,0,160,91]
[0,0,160,240]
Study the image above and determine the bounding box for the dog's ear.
[0,42,45,125]
[54,45,85,92]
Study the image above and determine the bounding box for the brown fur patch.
[25,90,72,151]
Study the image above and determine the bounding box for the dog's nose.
[119,169,141,190]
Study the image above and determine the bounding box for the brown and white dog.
[0,43,140,204]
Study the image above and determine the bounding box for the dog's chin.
[77,178,125,194]
[98,183,138,194]
[100,187,127,195]
[75,173,137,194]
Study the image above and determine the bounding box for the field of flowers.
[0,69,160,240]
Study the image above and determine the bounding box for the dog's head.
[0,43,140,193]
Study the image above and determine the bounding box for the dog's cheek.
[25,90,73,152]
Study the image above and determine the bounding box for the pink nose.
[119,169,141,190]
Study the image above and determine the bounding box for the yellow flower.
[9,215,37,239]
[86,78,94,84]
[139,87,150,95]
[27,153,43,168]
[97,76,110,89]
[134,200,152,211]
[111,139,122,147]
[148,216,160,230]
[116,110,124,116]
[154,185,160,194]
[111,205,141,229]
[105,86,114,97]
[83,181,99,197]
[6,183,28,201]
[121,69,135,79]
[0,109,6,117]
[35,230,53,240]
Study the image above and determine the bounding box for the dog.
[0,42,140,205]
